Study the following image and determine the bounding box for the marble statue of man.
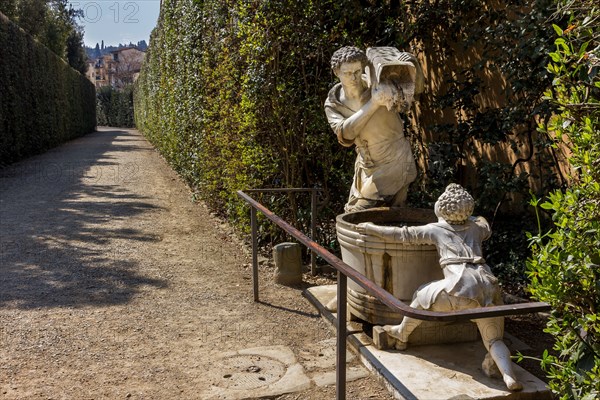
[324,46,418,212]
[357,184,523,391]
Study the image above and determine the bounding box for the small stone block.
[273,242,302,285]
[373,325,393,350]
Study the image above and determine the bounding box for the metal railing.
[237,189,551,400]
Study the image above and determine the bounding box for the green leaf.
[579,41,590,56]
[541,202,556,210]
[550,52,561,62]
[553,24,564,36]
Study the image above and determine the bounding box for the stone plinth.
[273,242,302,285]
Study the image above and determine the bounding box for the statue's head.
[434,184,474,224]
[330,46,368,74]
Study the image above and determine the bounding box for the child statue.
[357,183,523,391]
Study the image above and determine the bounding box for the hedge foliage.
[135,0,565,274]
[0,12,96,166]
[97,85,135,128]
[0,0,88,74]
[135,0,356,243]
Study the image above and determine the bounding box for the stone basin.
[336,207,443,325]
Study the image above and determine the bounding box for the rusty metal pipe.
[336,272,348,400]
[311,189,318,276]
[237,190,550,322]
[251,206,259,302]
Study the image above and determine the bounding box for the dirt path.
[0,128,393,399]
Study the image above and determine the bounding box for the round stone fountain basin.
[336,207,442,325]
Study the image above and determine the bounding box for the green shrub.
[97,85,135,128]
[527,4,600,398]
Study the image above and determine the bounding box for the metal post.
[251,207,259,302]
[336,271,347,400]
[310,189,317,276]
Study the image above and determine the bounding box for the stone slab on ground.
[199,345,311,399]
[198,344,370,399]
[355,339,550,400]
[305,285,551,400]
[312,365,370,387]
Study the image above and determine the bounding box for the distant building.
[87,47,145,90]
[85,59,96,82]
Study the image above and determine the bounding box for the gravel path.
[0,128,393,399]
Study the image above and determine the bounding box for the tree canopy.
[0,0,87,74]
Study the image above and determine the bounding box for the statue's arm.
[356,222,419,242]
[356,222,398,239]
[357,222,435,244]
[324,106,354,147]
[338,99,381,142]
[339,85,392,142]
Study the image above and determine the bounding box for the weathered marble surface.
[324,46,423,212]
[357,184,523,391]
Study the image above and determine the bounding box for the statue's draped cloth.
[390,218,502,310]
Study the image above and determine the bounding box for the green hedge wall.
[134,0,560,255]
[135,1,433,240]
[0,12,96,166]
[97,85,135,128]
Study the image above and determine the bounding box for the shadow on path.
[256,300,321,318]
[0,129,168,309]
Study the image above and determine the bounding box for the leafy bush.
[135,0,565,267]
[97,85,135,128]
[0,12,96,166]
[527,3,600,397]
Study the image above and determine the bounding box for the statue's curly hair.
[435,183,474,224]
[330,46,368,71]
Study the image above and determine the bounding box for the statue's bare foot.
[383,325,408,350]
[393,339,408,350]
[481,352,501,378]
[504,375,523,391]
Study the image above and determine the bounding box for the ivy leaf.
[553,24,564,37]
[579,41,590,57]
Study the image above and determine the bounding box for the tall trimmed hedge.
[0,12,96,166]
[97,85,135,128]
[135,1,563,261]
[135,1,349,236]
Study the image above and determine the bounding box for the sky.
[67,0,161,48]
